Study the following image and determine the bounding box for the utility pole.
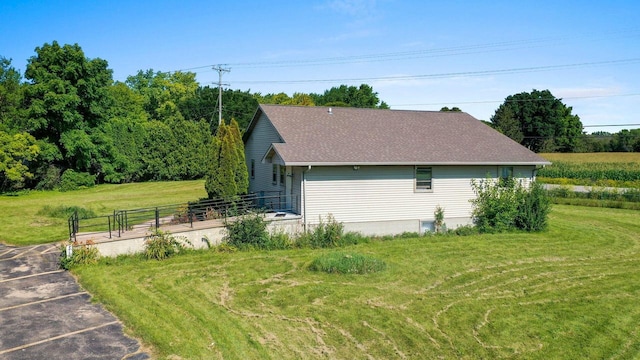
[213,65,230,127]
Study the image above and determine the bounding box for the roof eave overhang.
[282,161,552,166]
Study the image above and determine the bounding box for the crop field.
[0,180,206,246]
[538,153,640,188]
[74,205,640,359]
[540,153,640,163]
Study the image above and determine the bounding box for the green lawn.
[0,180,206,245]
[74,205,640,359]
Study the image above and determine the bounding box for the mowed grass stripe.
[73,205,640,359]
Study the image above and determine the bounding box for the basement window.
[415,166,433,191]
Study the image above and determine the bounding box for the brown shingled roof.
[245,104,550,166]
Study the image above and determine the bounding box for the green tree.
[181,86,258,133]
[490,89,583,152]
[125,69,198,122]
[0,131,39,191]
[22,42,113,173]
[610,129,640,152]
[205,120,248,199]
[228,119,248,194]
[490,105,523,143]
[440,106,462,112]
[0,57,24,131]
[106,81,148,122]
[312,84,387,108]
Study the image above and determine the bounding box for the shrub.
[449,225,478,236]
[38,205,96,219]
[266,228,293,250]
[59,240,100,270]
[59,169,96,191]
[470,178,520,233]
[305,214,344,248]
[471,179,551,233]
[515,182,552,231]
[214,243,238,253]
[144,230,191,260]
[309,252,386,274]
[434,205,445,233]
[36,165,61,190]
[224,212,269,250]
[339,231,369,246]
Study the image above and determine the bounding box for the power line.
[173,28,640,72]
[390,93,640,107]
[228,58,640,85]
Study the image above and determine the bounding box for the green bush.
[471,179,551,233]
[214,243,239,253]
[144,230,192,260]
[59,169,96,191]
[35,165,61,190]
[266,228,293,250]
[59,240,100,270]
[515,182,551,231]
[449,225,478,236]
[470,178,520,232]
[38,205,96,219]
[309,252,386,274]
[434,205,445,233]
[224,212,269,250]
[303,214,344,248]
[339,231,369,246]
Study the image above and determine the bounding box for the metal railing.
[68,192,299,241]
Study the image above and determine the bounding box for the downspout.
[302,165,311,231]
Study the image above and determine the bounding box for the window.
[272,164,278,185]
[415,166,432,191]
[250,159,255,179]
[500,166,514,186]
[279,165,286,186]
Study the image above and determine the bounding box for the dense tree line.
[0,42,389,193]
[490,89,639,153]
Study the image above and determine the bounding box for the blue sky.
[1,0,639,132]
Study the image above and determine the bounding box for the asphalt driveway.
[0,243,149,359]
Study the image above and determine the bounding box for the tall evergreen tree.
[205,119,248,199]
[229,119,248,195]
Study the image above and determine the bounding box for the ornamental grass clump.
[308,252,386,274]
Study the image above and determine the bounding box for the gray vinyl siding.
[244,113,284,194]
[303,165,536,225]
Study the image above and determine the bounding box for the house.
[243,104,550,235]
